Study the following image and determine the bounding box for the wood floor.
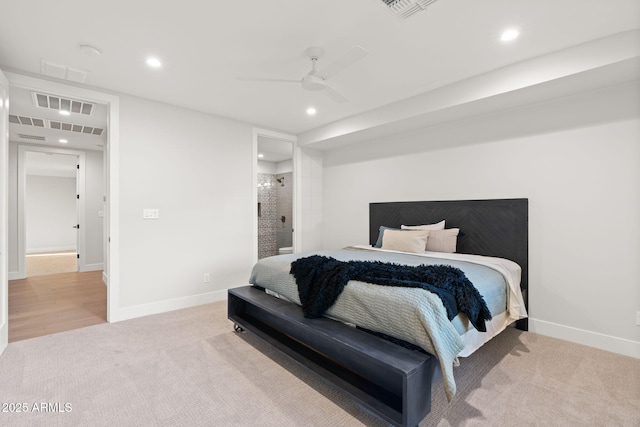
[9,270,107,342]
[26,250,77,276]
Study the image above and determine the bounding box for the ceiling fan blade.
[323,86,348,104]
[316,46,369,80]
[239,77,300,84]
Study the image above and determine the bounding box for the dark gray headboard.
[369,198,528,330]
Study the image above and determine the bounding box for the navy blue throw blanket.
[290,255,492,332]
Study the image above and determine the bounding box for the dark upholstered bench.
[228,286,440,427]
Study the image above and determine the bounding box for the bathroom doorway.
[256,134,294,260]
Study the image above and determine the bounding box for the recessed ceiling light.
[146,57,162,68]
[306,107,317,116]
[258,153,264,158]
[59,139,68,144]
[501,28,520,42]
[59,110,71,116]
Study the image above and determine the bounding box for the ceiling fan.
[241,46,369,103]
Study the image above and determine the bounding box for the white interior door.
[0,69,10,354]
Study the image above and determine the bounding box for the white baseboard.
[8,271,24,280]
[110,288,229,323]
[529,318,640,359]
[9,265,104,279]
[26,246,76,254]
[80,263,104,272]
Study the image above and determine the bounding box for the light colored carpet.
[26,252,77,276]
[0,301,638,426]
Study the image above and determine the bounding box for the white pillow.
[381,229,429,253]
[401,220,445,231]
[425,228,459,253]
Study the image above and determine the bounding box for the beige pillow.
[425,228,459,253]
[401,220,445,231]
[381,229,429,253]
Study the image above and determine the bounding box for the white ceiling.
[0,0,639,140]
[258,137,293,163]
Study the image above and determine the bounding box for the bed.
[228,198,528,427]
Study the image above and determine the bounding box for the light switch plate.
[143,209,159,219]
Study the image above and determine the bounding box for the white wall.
[257,160,276,174]
[257,159,293,175]
[116,94,254,315]
[276,159,293,174]
[321,81,640,357]
[298,147,323,252]
[25,175,76,253]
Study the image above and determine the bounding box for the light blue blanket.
[249,246,510,401]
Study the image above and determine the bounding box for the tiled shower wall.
[276,172,293,251]
[257,172,292,259]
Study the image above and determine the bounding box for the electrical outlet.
[636,311,640,326]
[203,273,210,283]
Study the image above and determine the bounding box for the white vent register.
[32,91,95,115]
[379,0,439,19]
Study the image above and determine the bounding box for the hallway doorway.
[24,150,80,276]
[5,73,112,340]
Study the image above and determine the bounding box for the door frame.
[0,69,9,355]
[252,128,298,264]
[16,146,85,278]
[6,72,120,323]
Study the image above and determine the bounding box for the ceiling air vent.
[379,0,439,19]
[17,134,46,141]
[40,60,91,83]
[32,91,94,115]
[49,120,104,136]
[9,114,46,127]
